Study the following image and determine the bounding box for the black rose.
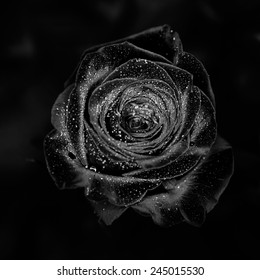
[44,25,233,226]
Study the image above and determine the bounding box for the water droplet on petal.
[89,166,97,172]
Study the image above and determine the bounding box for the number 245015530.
[150,266,204,276]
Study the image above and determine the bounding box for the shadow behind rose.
[44,25,233,227]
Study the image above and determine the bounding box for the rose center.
[129,117,148,131]
[122,102,158,136]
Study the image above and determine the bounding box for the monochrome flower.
[44,25,233,226]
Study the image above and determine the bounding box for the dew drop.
[89,166,97,172]
[85,186,91,196]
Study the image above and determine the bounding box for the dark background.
[0,0,260,259]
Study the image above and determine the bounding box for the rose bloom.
[44,25,233,226]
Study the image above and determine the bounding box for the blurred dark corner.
[0,0,259,259]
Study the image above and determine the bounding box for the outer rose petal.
[80,25,182,65]
[65,25,182,87]
[177,52,215,106]
[132,137,233,227]
[88,199,128,226]
[51,84,74,132]
[44,129,83,190]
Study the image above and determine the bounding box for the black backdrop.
[0,0,260,259]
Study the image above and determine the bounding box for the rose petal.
[103,58,175,89]
[66,86,88,166]
[126,149,203,179]
[84,171,161,207]
[84,124,141,174]
[88,199,127,226]
[66,52,114,166]
[78,25,182,65]
[88,78,136,126]
[132,196,185,227]
[65,37,176,88]
[51,84,74,132]
[177,52,215,106]
[190,88,217,148]
[155,63,204,143]
[44,129,85,189]
[172,85,201,143]
[44,129,162,207]
[176,136,233,225]
[137,136,189,169]
[132,136,233,226]
[156,62,193,93]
